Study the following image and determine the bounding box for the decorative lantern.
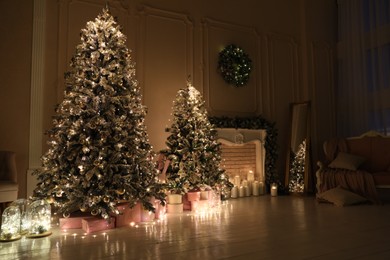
[0,205,22,242]
[10,198,30,234]
[271,183,278,197]
[26,199,52,238]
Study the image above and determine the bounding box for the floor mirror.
[285,101,312,194]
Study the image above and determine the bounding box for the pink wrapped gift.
[59,212,92,229]
[182,194,192,210]
[154,202,166,219]
[82,217,115,233]
[186,191,201,201]
[141,208,155,222]
[115,203,141,227]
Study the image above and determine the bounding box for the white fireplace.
[216,128,266,186]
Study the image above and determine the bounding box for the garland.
[218,44,252,87]
[209,116,280,190]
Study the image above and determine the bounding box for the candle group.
[229,170,269,199]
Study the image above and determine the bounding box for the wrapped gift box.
[154,202,166,220]
[59,216,84,229]
[82,217,115,233]
[141,209,155,222]
[182,194,192,211]
[59,212,92,229]
[186,191,201,201]
[115,203,141,227]
[167,203,183,214]
[200,190,210,200]
[167,194,182,204]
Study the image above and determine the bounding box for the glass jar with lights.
[26,199,52,238]
[10,198,31,235]
[0,205,22,242]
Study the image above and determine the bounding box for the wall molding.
[136,5,194,101]
[265,32,299,117]
[202,17,260,115]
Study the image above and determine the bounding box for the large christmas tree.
[33,7,165,219]
[162,81,232,194]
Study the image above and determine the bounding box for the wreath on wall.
[217,44,252,87]
[209,115,282,192]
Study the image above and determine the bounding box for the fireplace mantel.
[216,128,266,184]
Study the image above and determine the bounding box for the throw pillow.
[317,186,368,206]
[328,152,365,171]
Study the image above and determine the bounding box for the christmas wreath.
[218,44,252,87]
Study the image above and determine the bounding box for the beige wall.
[0,0,337,198]
[0,0,33,199]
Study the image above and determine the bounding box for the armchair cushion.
[328,152,366,171]
[317,186,368,206]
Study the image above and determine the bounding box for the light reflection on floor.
[2,196,390,259]
[0,200,235,259]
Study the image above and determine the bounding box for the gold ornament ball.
[116,188,125,195]
[91,209,99,216]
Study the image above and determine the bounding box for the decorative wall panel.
[265,33,299,117]
[202,18,260,116]
[137,5,194,150]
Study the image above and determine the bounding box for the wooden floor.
[1,195,390,260]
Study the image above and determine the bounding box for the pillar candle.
[271,183,278,197]
[239,186,245,197]
[252,181,259,196]
[234,175,241,187]
[247,170,255,182]
[244,186,251,196]
[259,181,265,195]
[231,186,238,198]
[248,180,253,196]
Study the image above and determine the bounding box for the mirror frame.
[284,101,312,194]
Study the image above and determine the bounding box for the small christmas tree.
[288,139,306,193]
[162,80,232,194]
[33,7,165,219]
